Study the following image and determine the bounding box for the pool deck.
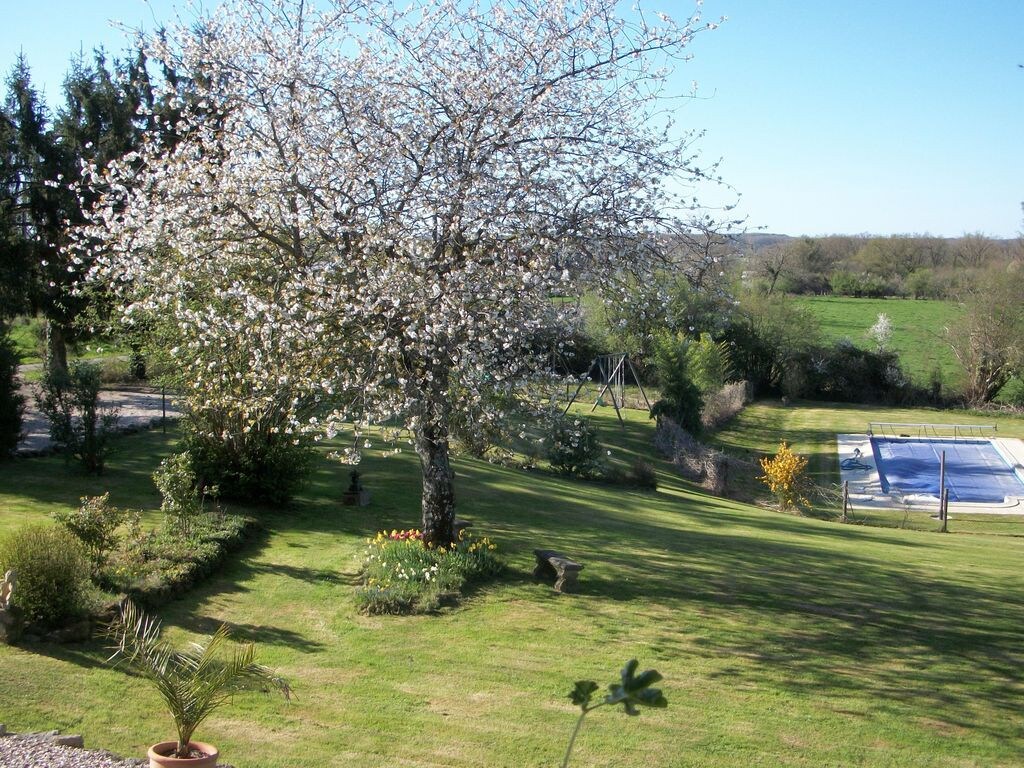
[837,434,1024,515]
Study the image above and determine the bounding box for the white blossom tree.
[867,312,892,352]
[77,0,724,545]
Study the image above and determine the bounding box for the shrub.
[997,376,1024,408]
[52,493,136,571]
[654,416,744,496]
[602,459,658,490]
[828,270,861,296]
[867,313,893,352]
[0,525,92,628]
[625,459,658,489]
[36,360,118,474]
[684,333,733,395]
[795,344,915,404]
[651,333,704,434]
[546,415,604,477]
[700,380,750,430]
[0,327,23,458]
[356,528,503,614]
[725,292,824,395]
[183,422,313,504]
[153,451,217,539]
[758,442,810,512]
[899,267,962,300]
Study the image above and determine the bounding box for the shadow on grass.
[8,415,1024,745]
[457,460,1024,736]
[188,614,327,654]
[1,428,178,511]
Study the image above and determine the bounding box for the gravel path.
[0,738,144,767]
[16,382,181,456]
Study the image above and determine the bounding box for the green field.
[2,406,1024,767]
[795,296,963,392]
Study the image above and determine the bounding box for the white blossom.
[74,0,720,540]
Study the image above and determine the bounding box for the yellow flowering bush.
[758,442,810,512]
[356,528,503,614]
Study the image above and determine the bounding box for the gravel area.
[16,382,181,455]
[0,738,144,768]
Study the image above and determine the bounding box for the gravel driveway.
[17,382,181,455]
[0,737,145,768]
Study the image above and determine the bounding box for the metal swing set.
[563,353,652,425]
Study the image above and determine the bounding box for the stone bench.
[533,549,583,593]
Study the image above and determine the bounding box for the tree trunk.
[45,320,68,377]
[414,416,457,548]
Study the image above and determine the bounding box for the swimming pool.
[870,437,1024,503]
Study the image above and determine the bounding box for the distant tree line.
[745,231,1022,299]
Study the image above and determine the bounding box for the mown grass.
[8,318,43,363]
[1,406,1024,767]
[7,314,127,366]
[795,296,963,391]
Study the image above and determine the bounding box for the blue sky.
[3,0,1022,238]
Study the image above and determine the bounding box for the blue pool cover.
[870,438,1024,503]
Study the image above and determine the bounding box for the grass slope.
[1,410,1024,767]
[795,296,963,391]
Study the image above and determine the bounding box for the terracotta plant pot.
[147,740,219,768]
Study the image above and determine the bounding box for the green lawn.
[2,408,1024,767]
[795,296,963,392]
[7,315,127,366]
[8,318,43,363]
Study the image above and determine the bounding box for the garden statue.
[0,569,17,642]
[0,570,13,611]
[342,470,370,507]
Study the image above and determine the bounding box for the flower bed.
[106,514,258,609]
[356,528,503,614]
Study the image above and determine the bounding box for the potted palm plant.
[108,600,292,767]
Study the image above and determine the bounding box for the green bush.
[36,360,118,474]
[52,493,135,570]
[601,459,658,490]
[153,451,216,538]
[651,333,704,434]
[356,528,504,614]
[0,328,23,458]
[684,333,733,396]
[793,343,918,404]
[546,415,604,477]
[625,459,658,489]
[997,376,1024,408]
[183,422,314,504]
[0,525,92,628]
